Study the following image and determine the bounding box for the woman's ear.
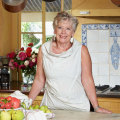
[72,32,75,37]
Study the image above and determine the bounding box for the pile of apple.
[0,109,24,120]
[21,102,52,113]
[0,96,20,109]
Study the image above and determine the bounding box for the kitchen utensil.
[2,0,27,13]
[111,0,120,7]
[43,0,56,2]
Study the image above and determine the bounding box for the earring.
[53,34,56,41]
[70,37,73,43]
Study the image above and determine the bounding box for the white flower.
[32,58,36,63]
[24,60,29,66]
[32,54,36,58]
[16,55,20,60]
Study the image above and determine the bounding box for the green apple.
[43,105,48,111]
[39,106,46,113]
[7,109,15,116]
[28,105,33,110]
[21,102,27,109]
[45,109,52,113]
[0,111,1,120]
[1,110,11,120]
[12,110,24,120]
[33,104,40,109]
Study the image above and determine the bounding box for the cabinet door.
[98,97,120,113]
[32,96,43,106]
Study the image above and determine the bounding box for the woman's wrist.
[94,106,100,112]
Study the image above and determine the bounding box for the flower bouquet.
[7,43,37,85]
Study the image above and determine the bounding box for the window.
[21,22,42,50]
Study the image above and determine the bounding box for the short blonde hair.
[53,11,79,32]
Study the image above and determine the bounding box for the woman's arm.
[81,45,112,113]
[28,46,46,102]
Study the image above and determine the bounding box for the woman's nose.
[61,28,66,33]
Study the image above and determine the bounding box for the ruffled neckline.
[45,39,76,58]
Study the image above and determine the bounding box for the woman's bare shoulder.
[81,45,89,55]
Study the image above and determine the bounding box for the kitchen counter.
[97,93,120,98]
[51,110,120,120]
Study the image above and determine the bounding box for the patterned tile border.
[82,24,120,45]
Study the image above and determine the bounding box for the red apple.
[5,102,12,109]
[0,101,5,109]
[11,97,20,109]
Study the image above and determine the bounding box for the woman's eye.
[67,28,70,30]
[58,27,61,29]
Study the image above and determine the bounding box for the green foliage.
[46,36,53,42]
[21,22,40,48]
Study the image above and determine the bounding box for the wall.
[0,0,21,81]
[21,12,58,22]
[0,0,21,56]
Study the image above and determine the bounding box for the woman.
[28,11,111,113]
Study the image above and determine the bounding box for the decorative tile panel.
[82,24,120,86]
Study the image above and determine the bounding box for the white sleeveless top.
[41,39,90,111]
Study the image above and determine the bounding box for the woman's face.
[54,20,74,44]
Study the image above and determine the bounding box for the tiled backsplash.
[82,24,120,87]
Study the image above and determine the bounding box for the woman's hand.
[95,106,112,114]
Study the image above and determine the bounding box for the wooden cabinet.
[98,97,120,113]
[32,96,43,106]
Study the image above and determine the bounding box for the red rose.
[9,59,15,70]
[29,61,35,68]
[26,47,32,57]
[18,52,27,61]
[28,43,33,47]
[7,52,16,59]
[35,57,37,63]
[20,47,24,51]
[19,65,26,69]
[13,62,19,68]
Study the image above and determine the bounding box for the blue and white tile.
[110,24,120,30]
[82,23,120,86]
[87,41,109,53]
[93,75,100,86]
[99,30,109,42]
[94,76,109,86]
[110,30,120,37]
[87,30,99,42]
[110,63,120,75]
[110,76,120,87]
[92,64,99,76]
[90,53,109,64]
[87,24,98,30]
[98,64,109,76]
[98,24,109,30]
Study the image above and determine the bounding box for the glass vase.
[22,72,34,85]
